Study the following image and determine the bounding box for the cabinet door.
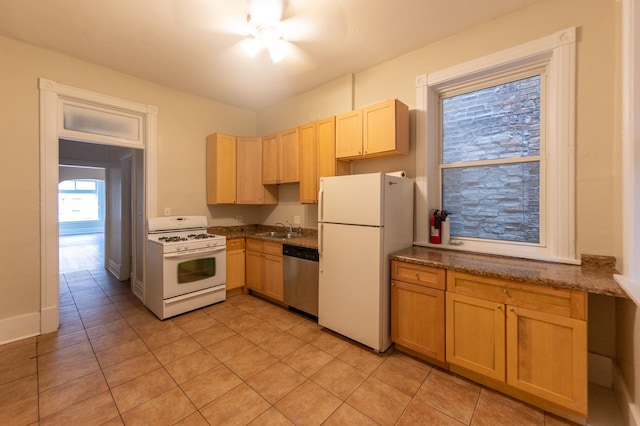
[299,122,317,203]
[446,292,506,381]
[280,127,300,183]
[263,254,283,301]
[236,136,264,204]
[506,306,587,415]
[317,116,349,189]
[262,133,280,184]
[226,242,245,291]
[335,109,362,159]
[206,133,236,204]
[391,280,445,361]
[245,250,263,292]
[363,99,409,157]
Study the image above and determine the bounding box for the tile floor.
[0,234,625,425]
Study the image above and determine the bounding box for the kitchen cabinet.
[335,99,409,161]
[299,117,350,204]
[226,238,245,296]
[206,133,236,204]
[445,271,587,416]
[245,238,283,302]
[262,128,300,184]
[207,134,277,205]
[299,122,317,204]
[236,136,278,204]
[391,260,446,362]
[262,133,280,185]
[335,109,363,159]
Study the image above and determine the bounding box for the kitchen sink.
[254,231,303,239]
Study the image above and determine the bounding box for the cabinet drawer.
[226,238,245,251]
[447,271,586,320]
[391,261,445,290]
[263,241,282,256]
[246,238,263,252]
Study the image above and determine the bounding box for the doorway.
[58,168,106,274]
[39,78,158,335]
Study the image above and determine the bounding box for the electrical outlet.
[236,215,243,222]
[164,207,171,216]
[293,215,301,225]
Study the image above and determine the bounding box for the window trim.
[415,27,577,264]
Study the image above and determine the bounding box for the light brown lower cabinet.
[390,260,446,363]
[446,271,588,418]
[245,238,283,302]
[225,238,245,296]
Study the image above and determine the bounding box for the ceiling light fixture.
[243,13,288,63]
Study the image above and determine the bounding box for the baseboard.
[107,259,121,280]
[613,363,640,426]
[0,312,40,345]
[589,352,613,388]
[133,279,144,301]
[40,305,59,334]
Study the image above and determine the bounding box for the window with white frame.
[415,28,577,263]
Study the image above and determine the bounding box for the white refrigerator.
[318,172,413,352]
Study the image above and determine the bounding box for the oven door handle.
[163,246,225,260]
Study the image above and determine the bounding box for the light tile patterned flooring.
[0,234,624,425]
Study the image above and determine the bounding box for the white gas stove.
[147,216,226,254]
[145,216,226,319]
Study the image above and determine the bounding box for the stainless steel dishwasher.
[283,244,319,318]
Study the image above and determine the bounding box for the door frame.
[39,78,157,334]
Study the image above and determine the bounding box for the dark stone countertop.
[208,225,318,249]
[390,245,626,298]
[208,225,625,298]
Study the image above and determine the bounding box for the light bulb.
[243,37,262,58]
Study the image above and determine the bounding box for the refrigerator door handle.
[318,223,323,272]
[318,180,324,222]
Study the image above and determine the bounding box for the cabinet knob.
[509,307,515,313]
[414,272,420,278]
[503,289,510,296]
[497,305,502,310]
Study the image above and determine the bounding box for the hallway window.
[58,179,103,222]
[58,179,105,235]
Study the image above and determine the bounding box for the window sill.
[413,240,581,266]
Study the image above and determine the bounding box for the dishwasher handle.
[283,244,319,262]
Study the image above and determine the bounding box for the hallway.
[59,233,105,274]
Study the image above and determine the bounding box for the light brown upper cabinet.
[207,133,277,205]
[335,109,363,159]
[262,133,280,185]
[262,128,300,184]
[336,99,409,161]
[206,133,236,204]
[299,122,317,204]
[300,117,350,204]
[236,136,278,205]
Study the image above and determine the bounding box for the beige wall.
[0,35,256,323]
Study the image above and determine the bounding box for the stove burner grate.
[159,236,188,242]
[188,233,216,239]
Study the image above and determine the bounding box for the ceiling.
[0,0,542,111]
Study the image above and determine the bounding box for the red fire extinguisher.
[430,210,441,244]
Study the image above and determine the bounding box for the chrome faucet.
[275,222,293,232]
